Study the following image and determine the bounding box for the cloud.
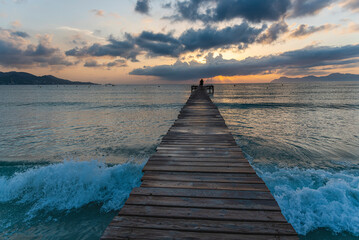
[66,18,339,63]
[290,24,337,38]
[256,21,288,44]
[214,0,291,23]
[65,35,139,62]
[134,22,266,56]
[162,2,172,9]
[171,0,290,23]
[342,22,359,33]
[135,0,150,14]
[70,34,88,45]
[129,44,359,80]
[135,31,182,57]
[84,60,99,67]
[67,22,268,60]
[169,0,337,23]
[58,26,104,40]
[11,31,30,38]
[179,22,266,51]
[106,59,127,68]
[91,9,105,16]
[341,0,359,12]
[83,59,127,68]
[289,0,337,17]
[0,29,72,68]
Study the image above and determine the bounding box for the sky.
[0,0,359,84]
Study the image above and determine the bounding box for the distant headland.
[271,73,359,83]
[0,71,96,85]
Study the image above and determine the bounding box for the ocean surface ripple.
[0,83,358,239]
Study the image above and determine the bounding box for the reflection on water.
[0,82,359,239]
[213,82,359,239]
[213,82,359,170]
[0,85,189,164]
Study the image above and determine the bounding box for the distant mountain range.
[271,73,359,83]
[0,71,96,85]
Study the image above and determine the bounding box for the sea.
[0,82,358,239]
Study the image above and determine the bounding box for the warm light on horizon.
[0,0,358,84]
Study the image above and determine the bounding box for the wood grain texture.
[101,87,298,239]
[108,216,297,235]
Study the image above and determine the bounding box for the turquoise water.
[213,83,359,239]
[0,83,358,239]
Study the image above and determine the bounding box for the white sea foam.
[0,160,144,218]
[258,167,359,235]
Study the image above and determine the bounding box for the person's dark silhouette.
[199,79,204,86]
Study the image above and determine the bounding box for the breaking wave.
[257,167,359,235]
[0,160,144,218]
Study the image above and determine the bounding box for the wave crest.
[0,160,143,217]
[259,167,359,235]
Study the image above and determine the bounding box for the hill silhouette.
[271,73,359,83]
[0,71,96,85]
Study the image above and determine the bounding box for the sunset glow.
[0,0,358,84]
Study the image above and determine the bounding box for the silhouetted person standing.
[199,79,204,86]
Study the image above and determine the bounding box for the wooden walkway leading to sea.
[101,87,298,239]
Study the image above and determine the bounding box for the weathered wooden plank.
[102,88,297,239]
[119,205,287,222]
[101,227,298,240]
[152,152,246,158]
[126,195,280,210]
[159,142,237,146]
[156,146,242,151]
[156,146,243,150]
[150,155,246,161]
[109,216,297,235]
[161,137,234,140]
[146,160,251,167]
[148,156,248,162]
[164,133,232,137]
[154,150,244,155]
[131,187,275,200]
[140,180,269,191]
[143,165,256,174]
[141,172,263,183]
[160,139,237,143]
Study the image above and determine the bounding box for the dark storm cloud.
[11,31,30,38]
[69,22,268,60]
[169,0,336,23]
[135,31,182,57]
[214,0,291,23]
[65,36,139,62]
[171,0,290,23]
[129,44,359,80]
[179,22,266,51]
[290,24,336,37]
[171,0,210,22]
[135,0,150,14]
[135,22,266,56]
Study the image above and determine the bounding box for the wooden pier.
[191,85,214,94]
[101,88,298,239]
